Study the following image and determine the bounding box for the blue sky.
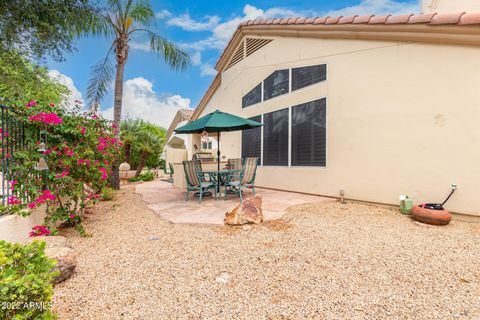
[47,0,418,128]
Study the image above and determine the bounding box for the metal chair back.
[183,160,200,187]
[241,157,258,184]
[228,158,242,181]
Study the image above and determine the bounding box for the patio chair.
[227,158,242,181]
[163,163,173,182]
[224,157,259,202]
[168,162,174,178]
[183,160,216,202]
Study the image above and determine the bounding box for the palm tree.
[85,0,189,189]
[120,118,142,164]
[133,128,163,177]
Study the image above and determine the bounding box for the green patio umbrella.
[174,109,262,172]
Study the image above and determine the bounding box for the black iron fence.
[0,104,35,207]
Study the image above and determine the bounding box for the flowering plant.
[29,225,51,237]
[6,101,120,235]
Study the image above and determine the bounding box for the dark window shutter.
[242,83,262,108]
[263,108,289,166]
[291,98,326,166]
[242,115,262,161]
[292,64,326,91]
[263,69,289,101]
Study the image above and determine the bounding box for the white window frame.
[260,113,264,166]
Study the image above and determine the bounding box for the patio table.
[200,169,241,197]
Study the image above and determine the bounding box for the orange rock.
[224,195,263,225]
[411,205,452,225]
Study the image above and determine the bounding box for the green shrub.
[139,171,155,181]
[127,176,140,183]
[0,240,58,320]
[100,187,115,201]
[128,170,155,183]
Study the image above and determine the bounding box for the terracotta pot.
[411,206,452,225]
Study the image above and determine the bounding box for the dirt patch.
[214,225,242,235]
[262,218,293,232]
[53,184,480,320]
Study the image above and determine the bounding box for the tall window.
[292,64,327,91]
[242,115,262,161]
[291,98,326,166]
[263,108,289,166]
[242,83,262,108]
[263,69,289,101]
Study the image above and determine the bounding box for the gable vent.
[225,37,273,71]
[246,38,272,57]
[225,43,245,70]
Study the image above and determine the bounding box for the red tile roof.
[239,12,480,27]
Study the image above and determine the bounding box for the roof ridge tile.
[239,11,480,28]
[430,11,466,25]
[326,16,343,24]
[386,13,414,24]
[353,14,375,24]
[369,14,392,24]
[338,15,358,24]
[313,16,329,24]
[459,12,480,25]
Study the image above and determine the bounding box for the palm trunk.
[124,143,131,164]
[135,151,148,177]
[111,60,125,189]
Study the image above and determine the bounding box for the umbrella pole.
[217,131,220,172]
[217,131,220,193]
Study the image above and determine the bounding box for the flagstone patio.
[135,179,333,224]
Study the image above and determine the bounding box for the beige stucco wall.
[421,0,480,13]
[0,207,46,243]
[193,35,480,215]
[165,147,188,167]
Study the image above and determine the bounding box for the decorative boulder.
[45,247,77,285]
[224,194,263,225]
[411,206,452,225]
[30,236,76,284]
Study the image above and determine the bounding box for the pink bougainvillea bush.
[29,225,51,237]
[6,101,120,235]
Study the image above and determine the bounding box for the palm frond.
[86,44,115,110]
[134,30,189,71]
[107,0,124,18]
[82,10,115,38]
[129,0,154,25]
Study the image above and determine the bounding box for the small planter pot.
[411,206,452,225]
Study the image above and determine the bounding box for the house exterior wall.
[165,147,187,168]
[193,35,480,215]
[421,0,480,13]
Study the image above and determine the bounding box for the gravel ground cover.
[53,184,480,319]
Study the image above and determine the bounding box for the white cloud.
[156,9,172,19]
[48,70,84,109]
[177,4,311,51]
[167,13,220,31]
[191,51,202,66]
[325,0,418,17]
[101,77,192,128]
[175,1,418,52]
[129,41,151,52]
[200,63,217,77]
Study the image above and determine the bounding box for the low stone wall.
[0,206,46,243]
[119,170,137,180]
